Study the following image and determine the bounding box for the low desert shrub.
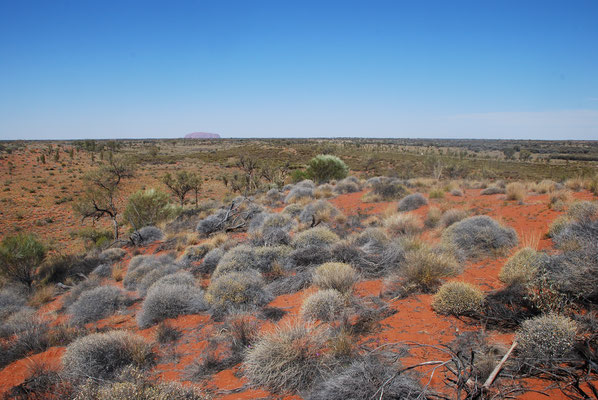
[306,154,349,183]
[73,366,206,399]
[428,188,444,199]
[212,245,257,278]
[265,188,284,204]
[285,186,314,203]
[195,247,223,275]
[285,245,334,271]
[481,186,504,195]
[312,262,357,294]
[516,313,577,363]
[156,322,182,344]
[292,226,340,249]
[299,200,340,225]
[314,183,334,199]
[368,177,408,201]
[442,216,518,258]
[62,278,101,308]
[396,246,460,293]
[307,354,426,400]
[224,311,260,353]
[261,213,296,234]
[196,209,227,235]
[129,226,164,246]
[439,209,467,228]
[432,281,485,316]
[243,321,330,393]
[0,312,49,369]
[0,288,26,320]
[549,189,572,209]
[68,285,129,325]
[178,242,213,267]
[206,270,272,313]
[397,193,427,212]
[385,214,423,236]
[62,330,154,381]
[332,236,405,278]
[334,176,360,194]
[91,263,113,277]
[499,247,547,286]
[566,200,598,221]
[137,280,208,328]
[506,182,526,202]
[424,207,442,228]
[450,188,464,196]
[99,247,127,263]
[301,289,346,322]
[136,263,181,297]
[267,271,312,296]
[282,203,304,217]
[123,254,179,291]
[254,245,292,275]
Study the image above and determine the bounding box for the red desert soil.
[1,188,596,399]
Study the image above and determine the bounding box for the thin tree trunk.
[112,217,119,240]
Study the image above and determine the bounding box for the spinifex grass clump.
[62,331,154,381]
[432,281,485,316]
[442,216,517,259]
[243,321,330,393]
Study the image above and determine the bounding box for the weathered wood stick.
[483,341,518,389]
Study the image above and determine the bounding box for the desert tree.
[162,170,202,206]
[0,233,46,288]
[73,157,133,240]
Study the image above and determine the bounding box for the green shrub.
[291,169,310,183]
[312,262,357,294]
[306,155,349,183]
[123,188,175,229]
[243,321,330,393]
[432,281,485,315]
[516,313,577,363]
[301,289,346,322]
[62,331,154,381]
[0,233,46,287]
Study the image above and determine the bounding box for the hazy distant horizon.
[1,1,597,141]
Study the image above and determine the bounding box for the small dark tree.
[73,157,133,240]
[162,171,202,206]
[0,233,46,288]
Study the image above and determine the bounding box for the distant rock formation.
[184,132,221,139]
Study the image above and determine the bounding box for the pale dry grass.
[506,182,526,202]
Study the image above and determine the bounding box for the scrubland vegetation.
[0,139,597,399]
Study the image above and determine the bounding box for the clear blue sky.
[1,0,597,140]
